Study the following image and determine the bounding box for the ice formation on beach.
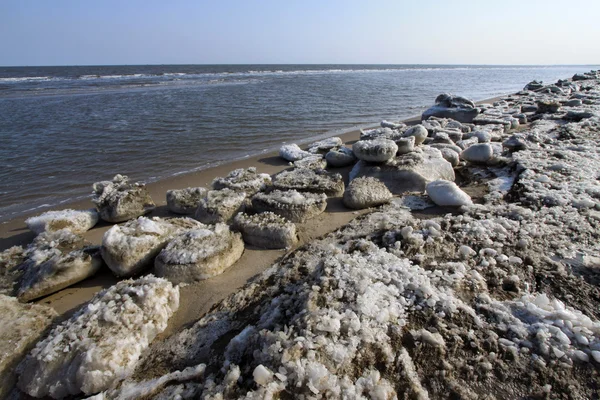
[194,188,247,224]
[325,146,357,167]
[425,180,473,207]
[252,189,328,223]
[154,224,244,284]
[101,217,204,277]
[352,139,398,162]
[212,167,272,195]
[166,187,207,214]
[233,212,298,249]
[307,137,343,154]
[279,143,313,162]
[402,124,428,145]
[343,176,392,209]
[17,275,179,398]
[293,155,327,170]
[460,143,494,163]
[25,208,99,235]
[272,168,345,197]
[0,295,57,399]
[92,174,155,223]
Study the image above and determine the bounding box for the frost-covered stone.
[92,174,155,223]
[460,143,494,163]
[17,275,179,398]
[17,236,102,302]
[194,189,247,224]
[343,177,392,209]
[272,168,345,197]
[425,180,473,207]
[154,224,244,283]
[422,94,480,123]
[25,208,99,235]
[233,212,297,249]
[307,137,343,154]
[279,144,312,162]
[0,295,57,399]
[352,139,398,162]
[293,155,327,170]
[101,217,204,277]
[212,167,272,195]
[402,125,430,146]
[350,146,455,194]
[166,187,207,214]
[252,190,327,223]
[325,147,357,167]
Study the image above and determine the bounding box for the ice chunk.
[233,212,298,249]
[426,180,473,207]
[272,168,345,197]
[91,174,155,223]
[307,137,343,154]
[194,188,247,224]
[279,143,313,162]
[212,167,272,195]
[25,208,99,235]
[166,187,207,214]
[252,190,327,222]
[352,139,398,163]
[343,177,392,210]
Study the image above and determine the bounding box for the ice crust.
[272,168,345,197]
[154,224,244,283]
[17,275,179,398]
[233,212,298,249]
[212,167,272,195]
[343,176,392,209]
[279,144,313,162]
[352,139,398,162]
[25,208,99,235]
[252,190,328,222]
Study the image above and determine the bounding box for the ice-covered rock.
[460,143,494,163]
[279,144,312,162]
[359,127,403,141]
[395,136,415,154]
[166,187,207,214]
[252,190,328,222]
[352,139,398,163]
[325,147,357,167]
[101,217,203,277]
[272,168,345,197]
[343,177,392,209]
[422,94,480,123]
[92,174,155,223]
[350,146,455,194]
[233,212,297,249]
[154,224,244,283]
[293,155,327,170]
[425,180,473,207]
[16,234,103,302]
[402,124,428,146]
[0,295,57,399]
[307,137,343,154]
[17,275,179,398]
[212,167,272,195]
[439,147,460,167]
[194,188,247,224]
[25,208,99,235]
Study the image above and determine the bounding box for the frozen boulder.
[17,275,179,399]
[279,144,312,162]
[395,136,415,154]
[307,137,343,154]
[422,94,480,123]
[439,147,460,167]
[233,212,297,249]
[25,208,99,235]
[154,224,244,283]
[212,167,272,195]
[194,188,247,224]
[101,217,203,277]
[343,177,392,209]
[402,124,428,145]
[460,143,494,163]
[293,155,327,170]
[352,139,398,163]
[325,147,357,167]
[426,180,473,207]
[252,190,327,223]
[92,174,155,223]
[350,146,455,195]
[16,236,102,303]
[0,295,57,400]
[166,187,207,214]
[272,168,345,197]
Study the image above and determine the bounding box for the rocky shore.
[1,70,600,399]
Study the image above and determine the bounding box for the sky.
[1,0,599,66]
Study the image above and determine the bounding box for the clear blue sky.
[1,0,599,66]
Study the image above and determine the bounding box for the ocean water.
[0,64,598,222]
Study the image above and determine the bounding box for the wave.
[0,76,53,83]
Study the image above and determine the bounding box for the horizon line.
[1,63,599,68]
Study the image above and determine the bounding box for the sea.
[1,64,598,222]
